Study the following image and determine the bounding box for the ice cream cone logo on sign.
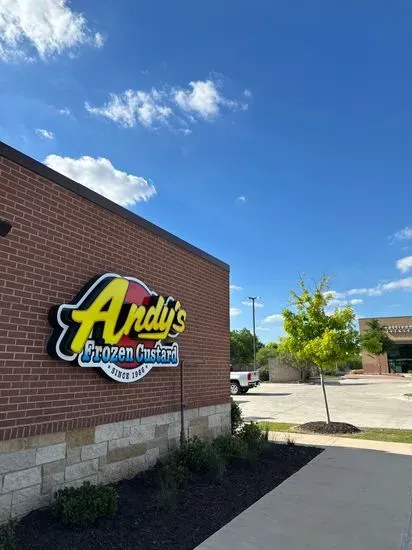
[47,273,187,382]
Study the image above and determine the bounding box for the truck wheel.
[240,388,249,394]
[230,381,241,395]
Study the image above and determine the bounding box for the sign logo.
[47,273,186,383]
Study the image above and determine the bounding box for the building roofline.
[358,315,412,321]
[0,141,229,271]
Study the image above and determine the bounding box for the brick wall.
[0,147,230,442]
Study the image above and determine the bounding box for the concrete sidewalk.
[270,430,412,455]
[195,445,412,550]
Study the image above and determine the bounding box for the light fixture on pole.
[248,296,260,371]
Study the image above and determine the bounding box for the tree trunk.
[319,369,331,424]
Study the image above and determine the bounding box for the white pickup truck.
[230,369,260,395]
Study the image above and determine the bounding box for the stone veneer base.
[0,403,231,522]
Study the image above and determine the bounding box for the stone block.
[168,421,181,439]
[36,443,66,465]
[42,460,65,476]
[0,450,36,475]
[0,493,12,523]
[108,437,132,451]
[99,455,107,468]
[98,456,145,484]
[0,439,25,454]
[155,424,169,439]
[208,413,224,429]
[25,432,66,449]
[190,416,209,429]
[123,417,141,429]
[147,437,168,455]
[42,472,64,495]
[129,424,155,444]
[66,428,95,448]
[145,447,159,468]
[3,467,41,493]
[65,459,98,482]
[64,475,98,490]
[141,412,178,426]
[185,408,199,420]
[107,443,146,464]
[66,447,81,465]
[81,442,107,461]
[215,403,231,414]
[199,405,216,417]
[12,484,40,506]
[95,422,124,443]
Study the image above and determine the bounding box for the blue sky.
[1,1,412,343]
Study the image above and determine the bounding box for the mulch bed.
[297,421,360,435]
[15,443,320,550]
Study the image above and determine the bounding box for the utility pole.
[248,296,259,371]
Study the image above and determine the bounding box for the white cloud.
[36,128,54,140]
[350,298,363,305]
[0,0,104,62]
[346,287,383,297]
[58,107,71,115]
[396,256,412,274]
[241,300,264,308]
[330,276,412,302]
[381,277,412,292]
[390,227,412,241]
[263,313,283,323]
[85,89,172,128]
[236,195,246,203]
[256,326,271,331]
[230,307,241,317]
[86,79,248,131]
[173,80,242,119]
[243,89,252,98]
[44,154,156,207]
[230,284,243,291]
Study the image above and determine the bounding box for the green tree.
[230,329,263,367]
[256,342,278,367]
[360,319,392,375]
[278,276,359,424]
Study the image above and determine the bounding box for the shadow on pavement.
[248,392,292,396]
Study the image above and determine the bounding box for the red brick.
[0,154,230,441]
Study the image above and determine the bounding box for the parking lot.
[234,378,412,429]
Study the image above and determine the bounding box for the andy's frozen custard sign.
[48,273,186,382]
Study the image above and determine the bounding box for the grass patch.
[258,422,297,433]
[345,428,412,444]
[259,421,412,445]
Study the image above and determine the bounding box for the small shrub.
[238,422,267,452]
[284,434,296,447]
[258,365,269,382]
[0,520,16,550]
[350,369,364,375]
[202,445,226,481]
[231,399,243,434]
[212,435,247,461]
[180,436,210,472]
[151,450,188,489]
[155,476,179,511]
[53,481,117,527]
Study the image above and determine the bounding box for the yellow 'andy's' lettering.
[68,277,186,353]
[70,278,129,352]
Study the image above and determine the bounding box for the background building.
[359,316,412,374]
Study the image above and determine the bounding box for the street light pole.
[248,296,259,371]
